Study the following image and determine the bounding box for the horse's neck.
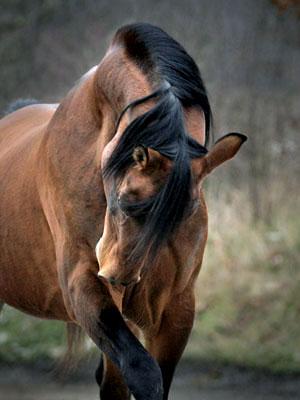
[44,74,105,166]
[45,46,153,174]
[38,49,154,243]
[37,74,108,245]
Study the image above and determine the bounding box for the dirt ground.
[0,360,300,400]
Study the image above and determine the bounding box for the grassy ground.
[188,189,300,373]
[0,189,299,373]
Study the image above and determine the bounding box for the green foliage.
[186,190,300,373]
[0,307,65,362]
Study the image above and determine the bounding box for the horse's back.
[0,104,57,157]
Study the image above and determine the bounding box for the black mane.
[113,23,211,142]
[104,23,212,265]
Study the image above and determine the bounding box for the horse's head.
[96,144,173,286]
[96,132,246,287]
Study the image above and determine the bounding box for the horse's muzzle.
[98,270,141,287]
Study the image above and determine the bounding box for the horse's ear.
[133,146,171,172]
[133,146,149,169]
[197,133,247,179]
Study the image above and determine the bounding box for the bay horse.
[0,23,246,399]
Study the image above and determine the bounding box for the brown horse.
[0,23,246,399]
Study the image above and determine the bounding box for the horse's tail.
[65,322,86,366]
[57,322,86,373]
[2,98,38,117]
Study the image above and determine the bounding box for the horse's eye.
[117,194,154,222]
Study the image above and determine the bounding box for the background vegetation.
[0,0,299,373]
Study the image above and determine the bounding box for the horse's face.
[96,133,246,287]
[96,146,172,286]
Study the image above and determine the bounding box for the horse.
[0,23,246,399]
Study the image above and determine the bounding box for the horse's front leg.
[66,258,163,400]
[145,289,195,400]
[95,354,131,399]
[95,320,141,399]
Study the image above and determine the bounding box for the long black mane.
[104,23,212,265]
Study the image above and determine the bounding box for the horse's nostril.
[108,277,117,286]
[121,276,141,287]
[108,278,131,287]
[98,271,118,286]
[98,271,141,287]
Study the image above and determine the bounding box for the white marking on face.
[95,237,102,271]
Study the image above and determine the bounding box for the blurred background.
[0,0,299,398]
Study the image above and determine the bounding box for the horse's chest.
[122,275,174,333]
